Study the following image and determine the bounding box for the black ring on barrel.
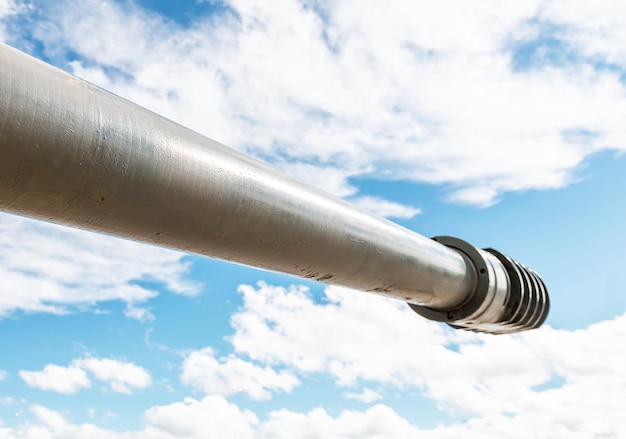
[408,236,489,323]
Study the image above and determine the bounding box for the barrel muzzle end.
[409,236,550,335]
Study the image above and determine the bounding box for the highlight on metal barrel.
[0,42,550,334]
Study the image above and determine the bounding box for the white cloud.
[344,388,383,403]
[5,301,626,437]
[19,365,91,394]
[0,0,13,15]
[229,282,455,386]
[18,0,626,206]
[0,0,20,42]
[258,404,420,439]
[349,196,421,219]
[144,396,259,438]
[29,405,71,432]
[227,281,626,435]
[0,398,419,439]
[181,347,300,400]
[2,396,623,439]
[123,304,155,323]
[74,358,152,395]
[0,213,198,318]
[0,370,6,381]
[540,0,626,68]
[19,357,151,395]
[4,2,626,437]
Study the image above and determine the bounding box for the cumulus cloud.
[3,1,626,437]
[181,347,300,400]
[258,404,420,439]
[74,358,152,394]
[13,0,626,206]
[144,396,259,438]
[19,357,151,395]
[230,282,455,386]
[4,398,259,438]
[0,398,418,439]
[6,281,626,437]
[9,393,622,438]
[227,281,626,435]
[0,213,198,318]
[19,365,90,394]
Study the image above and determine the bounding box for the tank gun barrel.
[0,43,549,334]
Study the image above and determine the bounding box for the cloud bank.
[4,0,626,206]
[5,282,626,438]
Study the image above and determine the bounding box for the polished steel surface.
[0,43,478,310]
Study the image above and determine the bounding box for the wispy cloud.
[124,303,155,323]
[8,0,626,206]
[0,0,21,41]
[0,213,198,318]
[2,2,626,437]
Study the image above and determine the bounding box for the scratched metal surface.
[0,42,475,310]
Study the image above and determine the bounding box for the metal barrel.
[0,43,549,334]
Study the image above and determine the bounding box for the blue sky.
[1,0,626,437]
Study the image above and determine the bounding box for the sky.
[1,0,626,437]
